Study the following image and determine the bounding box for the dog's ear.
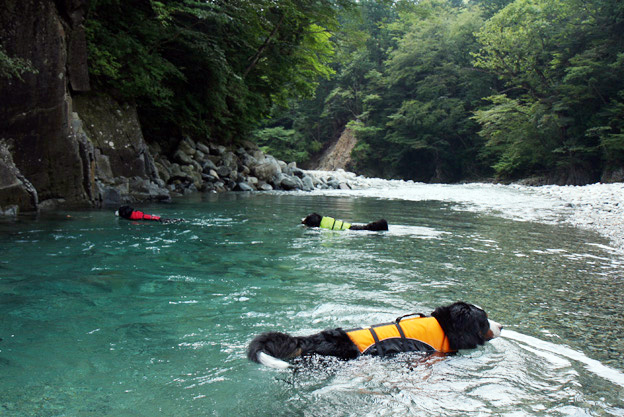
[432,302,489,350]
[302,213,322,227]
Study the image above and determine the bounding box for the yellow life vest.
[319,216,352,230]
[346,316,452,356]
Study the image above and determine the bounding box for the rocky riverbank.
[0,88,358,217]
[531,183,624,253]
[149,137,355,197]
[0,128,358,217]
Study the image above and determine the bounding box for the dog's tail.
[247,331,302,369]
[256,352,291,369]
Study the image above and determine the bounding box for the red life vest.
[128,210,161,221]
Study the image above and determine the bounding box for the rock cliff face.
[316,126,358,171]
[0,0,169,213]
[72,94,169,206]
[0,141,38,215]
[1,0,91,212]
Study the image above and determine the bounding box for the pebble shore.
[530,183,624,252]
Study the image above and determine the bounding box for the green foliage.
[472,0,624,181]
[253,0,397,165]
[0,45,38,81]
[469,0,515,17]
[86,0,351,145]
[352,1,495,181]
[591,98,624,166]
[472,95,554,177]
[253,126,320,164]
[84,0,624,182]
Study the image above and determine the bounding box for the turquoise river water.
[1,191,623,416]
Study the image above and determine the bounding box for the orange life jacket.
[346,316,452,357]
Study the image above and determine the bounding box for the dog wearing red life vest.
[248,301,502,369]
[115,205,182,223]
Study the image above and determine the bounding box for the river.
[1,182,623,416]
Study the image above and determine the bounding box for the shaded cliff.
[0,0,170,214]
[1,0,92,212]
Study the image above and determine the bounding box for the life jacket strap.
[394,313,427,352]
[394,322,408,352]
[368,327,384,358]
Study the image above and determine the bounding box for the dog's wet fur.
[301,213,389,231]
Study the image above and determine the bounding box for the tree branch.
[243,13,286,78]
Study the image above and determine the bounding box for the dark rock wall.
[60,0,91,92]
[73,94,159,182]
[72,93,169,207]
[1,0,91,210]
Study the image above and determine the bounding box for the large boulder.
[252,156,281,183]
[278,174,304,191]
[174,149,194,166]
[178,137,196,156]
[301,175,315,191]
[235,182,255,192]
[221,151,239,171]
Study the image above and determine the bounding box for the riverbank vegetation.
[86,0,624,184]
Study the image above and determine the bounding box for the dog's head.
[431,302,502,350]
[302,213,323,227]
[117,205,134,219]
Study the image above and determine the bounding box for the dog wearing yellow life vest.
[301,213,388,231]
[247,302,502,369]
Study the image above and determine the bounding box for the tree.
[86,0,352,148]
[254,0,396,167]
[473,0,624,182]
[352,1,495,181]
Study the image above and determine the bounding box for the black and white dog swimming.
[248,302,502,369]
[302,213,388,231]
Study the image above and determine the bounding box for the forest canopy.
[85,0,624,183]
[86,0,353,145]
